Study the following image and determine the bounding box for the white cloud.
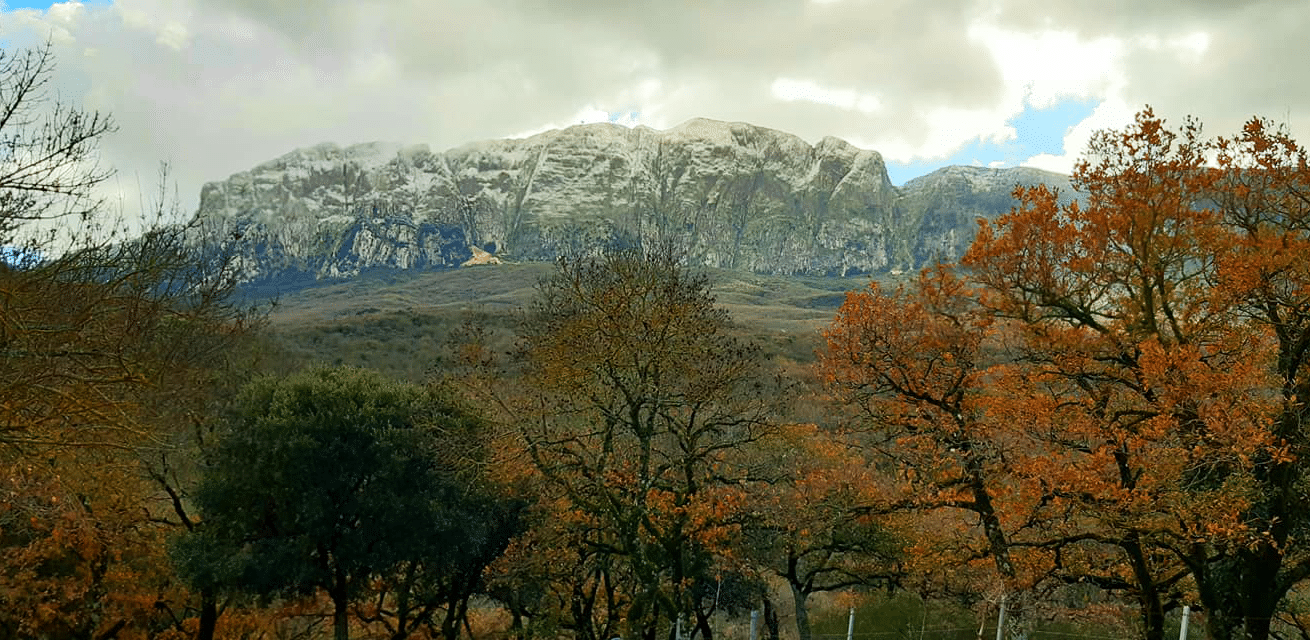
[1170,31,1210,61]
[154,21,188,50]
[0,0,1303,221]
[770,77,882,114]
[1022,98,1137,173]
[967,21,1126,109]
[46,1,83,23]
[1135,31,1211,62]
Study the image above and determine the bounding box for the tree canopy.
[823,107,1310,640]
[453,247,788,640]
[175,366,518,640]
[0,41,259,640]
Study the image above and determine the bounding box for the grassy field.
[257,263,892,381]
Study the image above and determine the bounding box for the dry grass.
[256,263,901,381]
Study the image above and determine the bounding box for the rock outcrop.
[193,119,1071,283]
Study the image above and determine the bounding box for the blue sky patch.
[885,99,1098,185]
[1,0,79,10]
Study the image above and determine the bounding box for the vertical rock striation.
[193,119,1071,283]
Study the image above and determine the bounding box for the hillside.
[260,262,889,381]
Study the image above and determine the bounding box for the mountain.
[898,164,1073,270]
[193,119,1071,284]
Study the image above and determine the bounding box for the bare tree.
[0,40,115,247]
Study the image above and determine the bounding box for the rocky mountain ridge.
[193,119,1071,284]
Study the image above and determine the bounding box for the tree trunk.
[440,597,461,640]
[332,572,351,640]
[196,587,218,640]
[789,582,811,640]
[1244,616,1274,640]
[638,599,660,640]
[1121,534,1165,640]
[763,598,780,640]
[334,598,350,640]
[1195,547,1286,640]
[94,620,127,640]
[1238,543,1283,640]
[1201,606,1241,640]
[693,607,713,640]
[509,609,524,640]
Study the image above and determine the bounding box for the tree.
[0,41,242,458]
[174,366,517,640]
[454,247,785,640]
[482,494,634,640]
[960,108,1310,640]
[820,267,1062,634]
[353,485,521,640]
[0,41,114,245]
[0,451,179,640]
[741,422,901,640]
[0,41,257,640]
[824,107,1310,640]
[0,185,259,637]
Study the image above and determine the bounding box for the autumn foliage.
[451,247,789,640]
[11,42,1310,640]
[823,107,1310,640]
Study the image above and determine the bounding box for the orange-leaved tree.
[739,421,901,640]
[821,266,1084,633]
[0,42,257,640]
[957,107,1310,640]
[822,110,1304,637]
[454,247,785,640]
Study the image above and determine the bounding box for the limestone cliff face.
[193,119,1070,282]
[897,165,1073,270]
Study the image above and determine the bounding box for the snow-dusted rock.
[192,119,1071,284]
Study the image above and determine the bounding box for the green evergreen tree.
[174,366,518,640]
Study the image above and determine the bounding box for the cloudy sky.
[1,0,1307,216]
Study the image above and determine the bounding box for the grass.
[256,263,898,382]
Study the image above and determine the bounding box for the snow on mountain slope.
[193,118,1071,283]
